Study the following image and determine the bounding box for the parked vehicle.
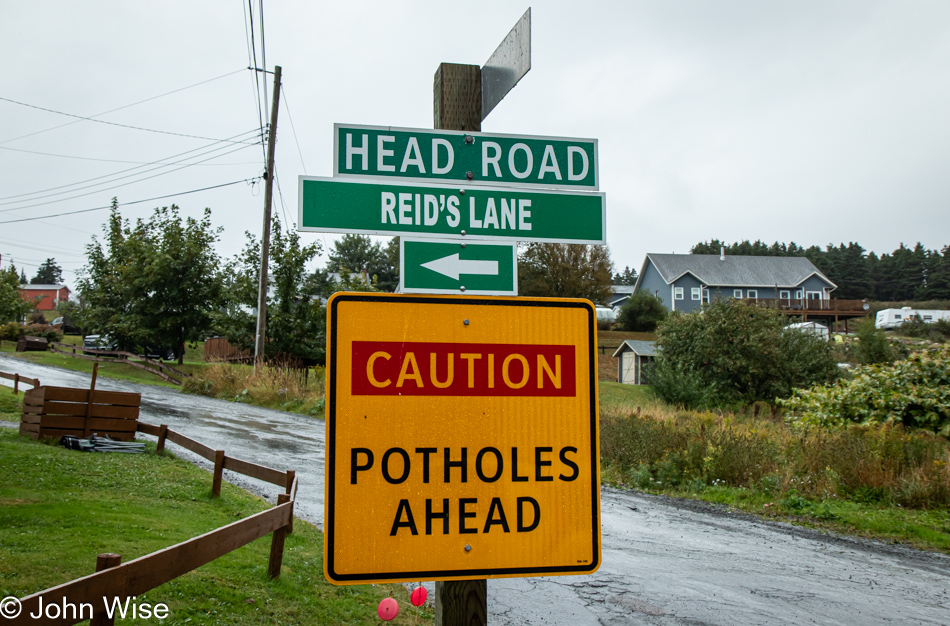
[82,334,118,354]
[142,345,176,362]
[875,307,950,330]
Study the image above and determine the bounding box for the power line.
[0,143,260,166]
[0,128,261,203]
[281,84,308,174]
[0,69,247,146]
[0,143,259,213]
[0,95,256,145]
[245,0,267,164]
[0,178,259,225]
[259,0,269,122]
[275,173,290,227]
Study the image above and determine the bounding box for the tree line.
[692,239,950,301]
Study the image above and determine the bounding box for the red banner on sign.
[351,341,576,397]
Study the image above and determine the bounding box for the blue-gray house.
[632,252,837,314]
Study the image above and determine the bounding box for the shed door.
[621,353,637,384]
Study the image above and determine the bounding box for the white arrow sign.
[420,254,499,280]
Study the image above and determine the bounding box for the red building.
[19,284,70,311]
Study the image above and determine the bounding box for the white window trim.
[795,290,803,299]
[674,287,684,300]
[806,291,823,300]
[779,290,791,299]
[747,289,758,299]
[733,289,743,298]
[691,287,701,300]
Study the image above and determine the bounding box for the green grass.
[0,386,20,422]
[599,381,657,411]
[0,426,432,625]
[657,483,950,553]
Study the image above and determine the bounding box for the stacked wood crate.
[19,386,142,441]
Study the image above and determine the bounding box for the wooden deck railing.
[10,422,297,625]
[741,298,867,312]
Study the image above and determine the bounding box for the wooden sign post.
[433,61,488,626]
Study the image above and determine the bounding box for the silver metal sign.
[481,8,531,121]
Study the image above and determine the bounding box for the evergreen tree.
[19,270,27,285]
[612,265,638,285]
[30,258,63,284]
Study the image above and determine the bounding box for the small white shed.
[612,340,657,385]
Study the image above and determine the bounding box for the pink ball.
[410,586,428,607]
[378,597,399,621]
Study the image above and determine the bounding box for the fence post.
[90,553,122,626]
[284,471,296,534]
[156,424,169,454]
[212,450,225,497]
[13,373,19,395]
[268,494,291,579]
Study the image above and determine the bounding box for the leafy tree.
[616,292,666,332]
[216,219,326,364]
[327,234,398,292]
[30,258,63,285]
[652,300,838,407]
[518,243,614,303]
[612,265,638,285]
[79,199,225,363]
[0,264,33,323]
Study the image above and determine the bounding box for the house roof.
[611,340,657,358]
[637,254,836,290]
[20,284,68,290]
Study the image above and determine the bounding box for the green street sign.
[400,238,517,295]
[334,124,598,191]
[298,176,606,244]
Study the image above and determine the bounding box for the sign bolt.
[461,243,466,248]
[464,135,474,144]
[465,171,474,180]
[460,286,466,292]
[460,230,466,236]
[460,189,466,195]
[464,544,472,552]
[463,319,469,325]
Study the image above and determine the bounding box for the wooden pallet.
[19,386,141,442]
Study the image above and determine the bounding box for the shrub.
[897,317,949,343]
[853,317,894,364]
[781,345,950,436]
[615,292,667,332]
[652,300,838,407]
[0,321,23,341]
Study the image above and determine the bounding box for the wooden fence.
[9,421,297,626]
[203,336,250,362]
[20,387,141,442]
[0,369,40,395]
[50,342,188,385]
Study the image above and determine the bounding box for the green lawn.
[0,415,432,625]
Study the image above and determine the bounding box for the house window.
[747,290,758,299]
[733,289,743,298]
[691,287,701,300]
[674,287,684,300]
[779,290,790,299]
[795,290,803,299]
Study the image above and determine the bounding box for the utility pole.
[254,65,281,372]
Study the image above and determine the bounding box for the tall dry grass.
[601,404,950,508]
[183,360,326,416]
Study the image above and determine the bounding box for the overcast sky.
[3,1,949,290]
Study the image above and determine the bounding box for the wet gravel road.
[3,354,949,625]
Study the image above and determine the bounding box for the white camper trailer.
[875,307,950,329]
